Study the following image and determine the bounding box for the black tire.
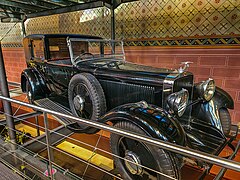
[68,73,106,128]
[110,121,180,180]
[219,108,231,135]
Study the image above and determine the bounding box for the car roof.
[24,34,102,40]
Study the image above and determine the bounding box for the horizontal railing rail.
[0,95,240,173]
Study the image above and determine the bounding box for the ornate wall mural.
[0,0,239,47]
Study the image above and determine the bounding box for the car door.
[43,37,74,95]
[44,61,72,95]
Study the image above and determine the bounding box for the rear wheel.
[110,121,180,180]
[219,108,231,135]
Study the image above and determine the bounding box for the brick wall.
[2,47,26,83]
[125,46,240,125]
[1,46,240,124]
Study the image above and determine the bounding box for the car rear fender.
[21,68,49,100]
[100,102,186,146]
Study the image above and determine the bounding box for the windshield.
[67,38,125,65]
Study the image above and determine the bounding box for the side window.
[48,38,70,60]
[32,40,44,60]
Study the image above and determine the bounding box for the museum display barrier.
[0,94,239,179]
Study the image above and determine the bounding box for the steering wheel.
[106,61,120,69]
[74,52,94,63]
[79,52,94,59]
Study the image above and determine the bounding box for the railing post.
[0,42,16,149]
[111,1,115,53]
[43,112,54,179]
[35,116,40,136]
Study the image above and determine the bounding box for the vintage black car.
[21,34,237,179]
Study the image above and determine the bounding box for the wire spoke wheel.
[72,83,93,119]
[110,121,180,180]
[118,137,159,179]
[68,73,106,130]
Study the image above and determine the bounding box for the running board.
[22,125,73,154]
[34,98,78,126]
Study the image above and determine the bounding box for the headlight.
[167,89,189,117]
[196,79,215,101]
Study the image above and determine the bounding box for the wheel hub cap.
[73,95,85,111]
[124,151,142,175]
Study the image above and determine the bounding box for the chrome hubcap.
[73,95,85,111]
[124,151,142,175]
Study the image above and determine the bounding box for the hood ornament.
[178,61,193,73]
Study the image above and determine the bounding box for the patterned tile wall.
[115,0,240,40]
[0,0,239,46]
[26,14,60,35]
[0,23,22,44]
[58,7,111,38]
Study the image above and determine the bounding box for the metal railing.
[0,94,240,179]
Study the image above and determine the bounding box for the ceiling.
[0,0,136,22]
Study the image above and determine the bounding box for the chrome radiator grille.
[100,80,156,110]
[173,74,194,100]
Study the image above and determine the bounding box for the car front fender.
[214,87,234,109]
[21,68,48,100]
[192,86,234,134]
[99,102,186,146]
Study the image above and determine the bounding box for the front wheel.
[219,108,231,135]
[110,121,180,180]
[68,73,106,129]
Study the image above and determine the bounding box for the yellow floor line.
[15,123,44,137]
[57,141,114,171]
[15,124,114,172]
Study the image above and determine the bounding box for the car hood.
[78,60,180,85]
